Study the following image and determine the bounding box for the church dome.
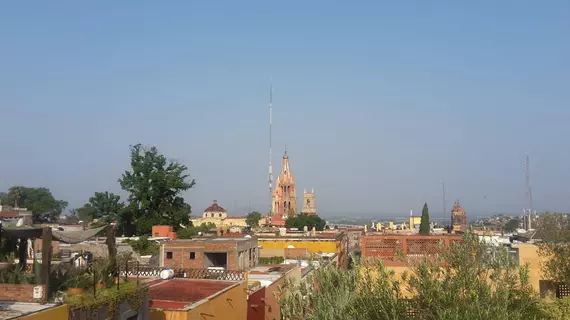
[204,200,226,213]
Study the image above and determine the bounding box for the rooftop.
[0,302,57,320]
[248,265,296,287]
[147,278,240,310]
[167,237,254,243]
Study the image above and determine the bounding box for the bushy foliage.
[259,256,285,264]
[278,231,548,320]
[285,215,326,231]
[536,212,570,284]
[177,222,217,239]
[246,211,262,228]
[124,236,159,256]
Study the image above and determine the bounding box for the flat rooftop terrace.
[147,278,240,310]
[167,237,254,243]
[0,302,57,320]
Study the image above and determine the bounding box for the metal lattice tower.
[525,155,532,212]
[441,181,447,224]
[268,78,273,216]
[525,155,533,229]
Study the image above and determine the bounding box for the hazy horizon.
[1,2,569,218]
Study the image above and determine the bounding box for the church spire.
[282,150,291,176]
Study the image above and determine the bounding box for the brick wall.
[0,284,46,302]
[161,239,258,270]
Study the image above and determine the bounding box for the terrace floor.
[0,302,56,320]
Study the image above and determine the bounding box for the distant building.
[160,237,258,270]
[152,225,177,239]
[0,205,33,226]
[451,201,467,233]
[301,188,317,216]
[190,200,247,229]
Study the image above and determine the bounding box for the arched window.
[219,213,222,217]
[307,199,311,206]
[211,213,214,217]
[283,201,287,209]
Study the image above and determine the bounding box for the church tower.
[301,188,316,216]
[271,150,298,225]
[451,201,467,233]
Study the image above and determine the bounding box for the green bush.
[124,236,158,256]
[259,256,285,264]
[67,282,148,318]
[278,231,545,320]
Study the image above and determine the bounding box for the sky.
[0,1,569,218]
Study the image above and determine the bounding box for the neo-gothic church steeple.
[271,150,298,223]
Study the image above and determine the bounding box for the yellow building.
[149,278,248,320]
[257,232,349,268]
[190,200,247,228]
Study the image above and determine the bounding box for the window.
[166,252,173,259]
[219,213,222,217]
[190,252,196,260]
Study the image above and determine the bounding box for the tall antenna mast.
[525,155,532,210]
[268,77,273,216]
[525,155,533,228]
[441,181,447,224]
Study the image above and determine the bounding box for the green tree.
[1,186,68,223]
[537,212,570,285]
[285,215,326,231]
[503,218,520,232]
[87,191,124,220]
[75,191,124,222]
[246,211,262,228]
[118,144,195,235]
[73,204,98,222]
[419,202,430,235]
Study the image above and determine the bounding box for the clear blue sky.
[1,1,568,218]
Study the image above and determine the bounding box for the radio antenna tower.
[525,155,533,228]
[268,77,273,216]
[441,181,447,224]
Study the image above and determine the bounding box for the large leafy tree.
[75,191,124,222]
[503,218,520,233]
[285,215,326,231]
[419,202,430,235]
[246,211,262,228]
[0,186,68,223]
[118,144,195,236]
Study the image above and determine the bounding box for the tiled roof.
[0,212,21,219]
[148,279,237,309]
[204,200,226,213]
